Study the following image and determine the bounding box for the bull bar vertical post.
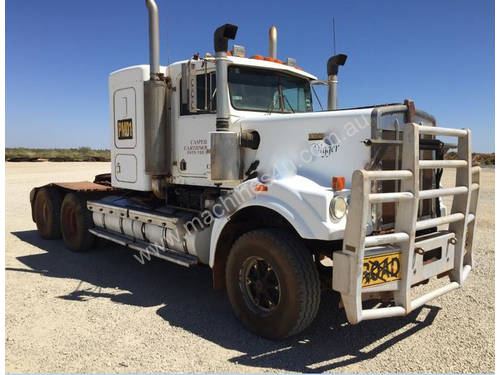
[393,123,419,313]
[448,129,472,284]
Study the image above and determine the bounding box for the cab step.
[89,227,198,267]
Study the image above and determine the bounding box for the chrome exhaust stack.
[144,0,169,182]
[145,0,161,80]
[268,26,277,59]
[327,54,347,110]
[210,24,241,183]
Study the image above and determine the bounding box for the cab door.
[175,72,216,177]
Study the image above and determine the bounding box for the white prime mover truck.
[30,0,480,339]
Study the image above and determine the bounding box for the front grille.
[371,129,442,231]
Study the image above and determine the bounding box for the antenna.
[165,4,171,64]
[332,17,337,55]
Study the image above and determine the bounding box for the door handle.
[116,162,121,174]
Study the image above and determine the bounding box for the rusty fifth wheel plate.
[362,252,401,287]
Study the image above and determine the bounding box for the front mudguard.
[209,175,348,267]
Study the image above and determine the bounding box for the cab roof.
[225,56,317,80]
[111,56,318,81]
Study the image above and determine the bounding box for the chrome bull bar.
[332,123,480,324]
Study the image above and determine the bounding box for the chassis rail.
[332,123,480,324]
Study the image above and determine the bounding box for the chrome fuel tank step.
[89,227,198,267]
[87,198,212,265]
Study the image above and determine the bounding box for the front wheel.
[225,229,321,339]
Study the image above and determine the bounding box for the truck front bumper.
[331,123,480,324]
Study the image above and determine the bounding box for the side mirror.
[181,61,197,113]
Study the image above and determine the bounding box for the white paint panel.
[109,65,156,191]
[239,109,373,188]
[115,154,137,182]
[175,113,215,177]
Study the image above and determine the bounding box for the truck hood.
[237,108,374,188]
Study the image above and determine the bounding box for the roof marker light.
[231,44,246,57]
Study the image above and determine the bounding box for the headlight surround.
[329,196,347,220]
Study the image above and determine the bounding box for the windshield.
[228,66,313,113]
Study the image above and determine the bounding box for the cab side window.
[180,72,216,115]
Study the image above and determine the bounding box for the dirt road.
[5,162,495,373]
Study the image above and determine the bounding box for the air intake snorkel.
[210,24,241,183]
[327,54,347,110]
[214,24,238,131]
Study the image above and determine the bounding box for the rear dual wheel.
[34,187,63,239]
[60,193,95,252]
[34,188,95,251]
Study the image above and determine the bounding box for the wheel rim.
[62,206,78,238]
[239,256,281,313]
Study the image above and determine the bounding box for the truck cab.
[109,54,318,190]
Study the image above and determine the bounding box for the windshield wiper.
[282,93,295,113]
[311,84,324,111]
[267,96,277,114]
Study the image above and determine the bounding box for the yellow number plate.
[117,119,133,140]
[362,252,401,287]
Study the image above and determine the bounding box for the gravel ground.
[5,162,495,373]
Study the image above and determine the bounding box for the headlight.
[329,196,347,220]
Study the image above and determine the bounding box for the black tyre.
[225,229,321,339]
[33,187,63,239]
[60,193,95,252]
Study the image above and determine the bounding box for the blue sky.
[6,0,494,151]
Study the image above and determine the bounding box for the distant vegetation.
[5,147,110,162]
[4,147,495,166]
[445,152,495,166]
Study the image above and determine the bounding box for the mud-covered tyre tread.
[34,187,63,239]
[60,192,95,252]
[226,228,321,339]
